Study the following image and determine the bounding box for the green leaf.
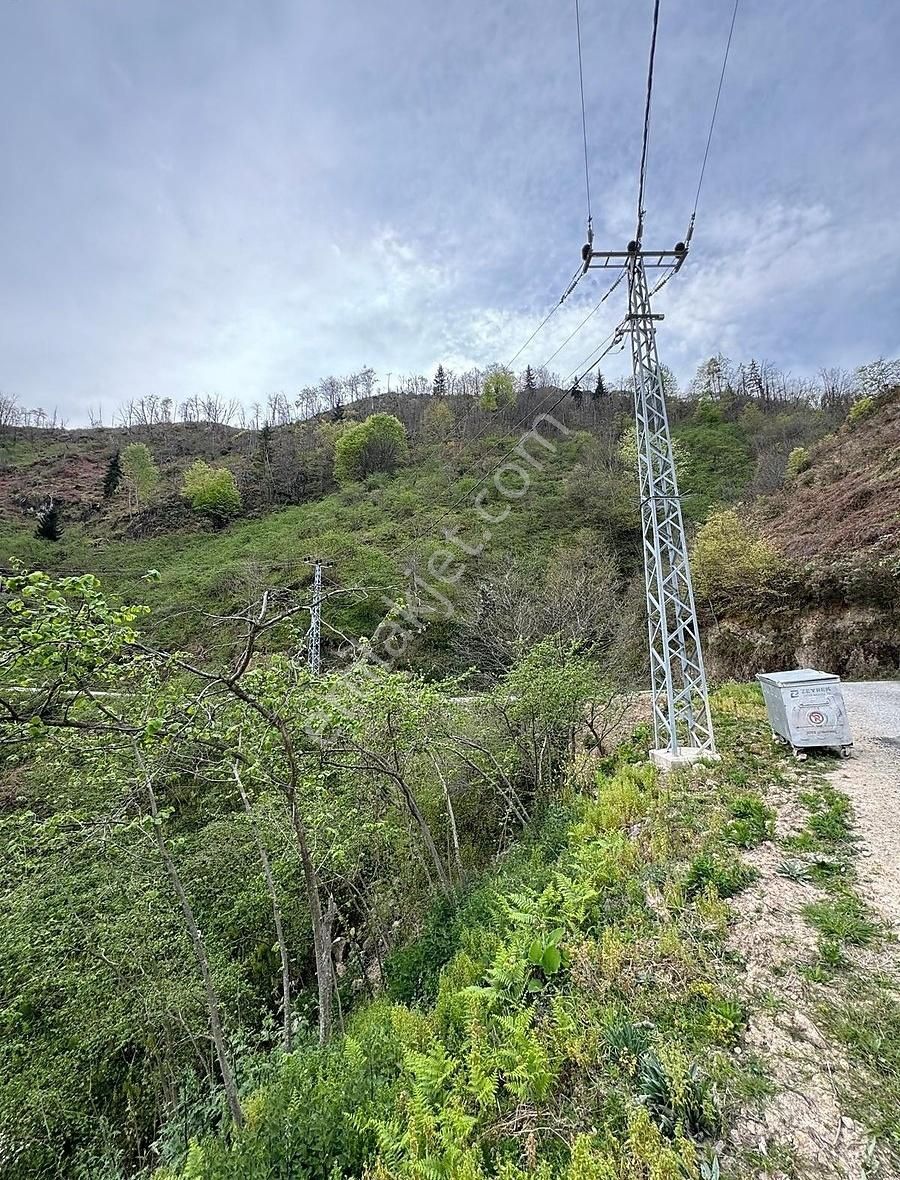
[541,945,561,974]
[527,939,544,965]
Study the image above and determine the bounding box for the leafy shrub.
[691,509,783,604]
[423,399,453,443]
[180,460,242,520]
[786,445,810,477]
[671,409,754,515]
[847,395,876,424]
[385,895,465,1003]
[333,413,408,484]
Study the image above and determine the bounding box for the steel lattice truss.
[626,253,715,754]
[307,560,323,676]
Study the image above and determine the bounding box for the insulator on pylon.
[627,240,638,253]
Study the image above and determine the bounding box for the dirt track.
[726,679,900,1177]
[836,681,900,931]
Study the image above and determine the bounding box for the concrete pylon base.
[650,747,721,772]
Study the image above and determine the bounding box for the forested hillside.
[694,382,900,680]
[1,356,899,1179]
[4,355,894,672]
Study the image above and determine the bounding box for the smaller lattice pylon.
[303,556,334,676]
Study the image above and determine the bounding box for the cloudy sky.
[2,0,899,423]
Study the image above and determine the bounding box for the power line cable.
[635,0,662,244]
[685,0,740,246]
[574,0,593,231]
[563,320,627,384]
[427,327,626,537]
[441,263,621,456]
[503,262,583,372]
[536,267,626,373]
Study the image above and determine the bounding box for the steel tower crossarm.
[625,250,715,758]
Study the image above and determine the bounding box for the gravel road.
[834,681,900,931]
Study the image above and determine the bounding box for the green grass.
[803,895,878,946]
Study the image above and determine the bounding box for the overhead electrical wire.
[441,262,624,456]
[635,0,661,244]
[563,319,627,384]
[503,260,584,372]
[685,0,740,246]
[534,266,626,372]
[428,326,627,536]
[11,9,745,591]
[574,0,593,232]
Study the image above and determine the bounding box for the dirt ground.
[835,681,900,932]
[728,680,900,1180]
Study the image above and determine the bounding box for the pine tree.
[102,451,122,499]
[35,500,61,542]
[432,365,447,397]
[331,401,345,422]
[254,422,275,504]
[571,382,583,406]
[591,371,607,402]
[524,365,536,393]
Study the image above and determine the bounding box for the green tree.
[619,424,692,487]
[432,364,447,397]
[121,442,159,513]
[523,365,536,393]
[691,354,734,403]
[480,367,515,411]
[591,371,607,402]
[333,413,408,484]
[254,422,274,503]
[102,450,122,498]
[180,460,242,521]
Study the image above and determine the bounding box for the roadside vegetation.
[2,360,899,1178]
[0,571,784,1179]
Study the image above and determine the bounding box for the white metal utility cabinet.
[757,669,853,761]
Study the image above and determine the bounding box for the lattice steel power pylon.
[305,558,325,676]
[585,241,716,767]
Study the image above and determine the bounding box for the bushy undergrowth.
[160,689,774,1180]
